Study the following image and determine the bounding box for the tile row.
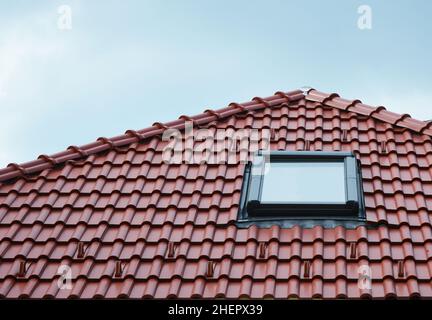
[1,238,431,262]
[2,192,432,215]
[3,174,432,198]
[1,276,430,299]
[0,207,237,226]
[1,223,432,244]
[1,205,431,227]
[1,256,431,281]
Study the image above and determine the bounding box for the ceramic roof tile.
[1,88,432,298]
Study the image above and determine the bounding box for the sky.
[0,0,431,167]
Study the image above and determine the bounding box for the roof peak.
[0,88,431,183]
[300,86,314,94]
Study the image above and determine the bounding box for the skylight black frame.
[238,151,366,221]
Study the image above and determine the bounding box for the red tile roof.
[1,88,432,299]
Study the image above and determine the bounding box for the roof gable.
[0,88,432,299]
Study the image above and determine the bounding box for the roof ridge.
[306,89,432,135]
[2,87,431,183]
[0,90,304,183]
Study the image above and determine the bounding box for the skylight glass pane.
[261,161,346,203]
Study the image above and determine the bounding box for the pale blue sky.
[0,0,431,167]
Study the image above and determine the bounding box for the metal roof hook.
[114,260,124,278]
[17,260,29,278]
[77,241,86,259]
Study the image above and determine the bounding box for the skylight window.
[261,161,346,203]
[238,151,365,222]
